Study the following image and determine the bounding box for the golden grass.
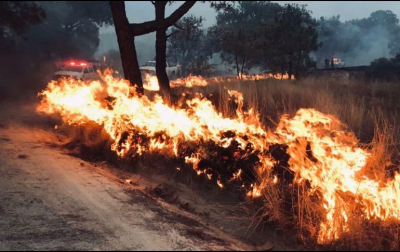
[192,75,400,250]
[59,74,400,250]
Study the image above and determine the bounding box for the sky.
[100,1,400,34]
[97,1,400,66]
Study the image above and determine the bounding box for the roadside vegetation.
[53,74,400,250]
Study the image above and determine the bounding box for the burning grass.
[36,72,400,250]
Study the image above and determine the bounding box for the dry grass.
[188,75,400,250]
[56,74,400,250]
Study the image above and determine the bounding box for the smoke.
[350,26,390,65]
[96,32,155,67]
[316,12,400,67]
[336,24,391,66]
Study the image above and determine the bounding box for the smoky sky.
[96,1,400,66]
[99,1,400,34]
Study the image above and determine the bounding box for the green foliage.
[186,55,216,77]
[207,1,282,78]
[208,1,319,79]
[369,54,400,81]
[259,4,319,79]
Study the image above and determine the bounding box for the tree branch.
[130,1,197,36]
[173,23,184,30]
[166,29,181,38]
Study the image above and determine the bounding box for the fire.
[143,73,209,91]
[171,74,208,88]
[238,73,294,80]
[37,72,400,244]
[143,73,160,91]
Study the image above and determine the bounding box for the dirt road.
[0,102,253,251]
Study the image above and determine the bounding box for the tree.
[208,2,318,79]
[167,15,208,77]
[0,1,46,99]
[0,1,45,51]
[111,1,235,94]
[110,1,197,94]
[0,1,45,36]
[110,1,143,93]
[261,4,319,79]
[369,53,400,81]
[22,1,113,60]
[207,1,281,78]
[0,1,112,99]
[368,10,400,55]
[154,1,171,93]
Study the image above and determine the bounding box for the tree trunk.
[155,1,170,93]
[240,54,245,79]
[110,1,197,95]
[288,60,293,80]
[110,1,143,94]
[235,54,240,79]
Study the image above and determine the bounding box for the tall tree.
[156,1,234,90]
[110,1,143,93]
[263,4,319,79]
[207,1,281,78]
[110,1,196,94]
[154,1,170,93]
[167,15,207,77]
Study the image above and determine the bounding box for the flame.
[37,72,400,244]
[143,73,160,91]
[143,73,209,91]
[238,73,294,80]
[171,74,208,88]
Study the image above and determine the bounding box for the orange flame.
[37,72,400,244]
[143,73,209,91]
[238,73,294,80]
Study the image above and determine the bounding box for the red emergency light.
[68,61,87,66]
